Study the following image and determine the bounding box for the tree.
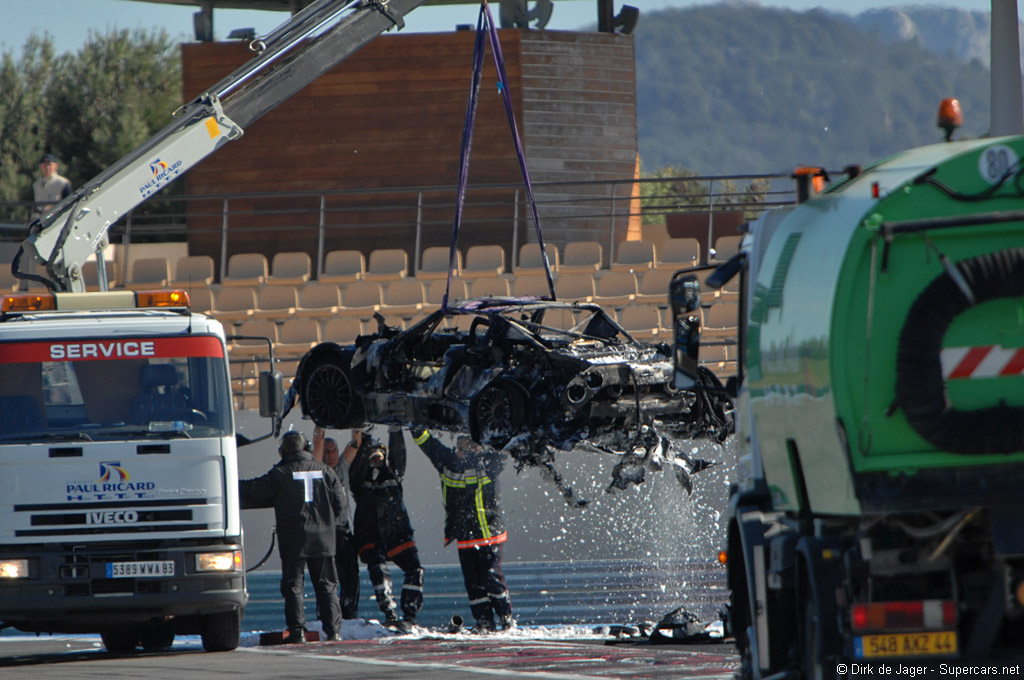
[0,30,182,223]
[639,164,770,224]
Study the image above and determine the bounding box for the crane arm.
[19,0,427,292]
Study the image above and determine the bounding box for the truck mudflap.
[794,536,844,671]
[0,539,246,634]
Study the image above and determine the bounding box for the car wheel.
[300,351,363,428]
[471,380,526,446]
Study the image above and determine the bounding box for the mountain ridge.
[633,4,998,174]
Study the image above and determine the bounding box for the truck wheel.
[139,622,175,651]
[200,610,240,652]
[101,629,139,654]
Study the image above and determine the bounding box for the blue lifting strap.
[442,0,556,313]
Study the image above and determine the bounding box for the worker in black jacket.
[411,427,513,632]
[349,426,424,630]
[239,431,344,643]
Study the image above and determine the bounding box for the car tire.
[470,380,527,447]
[299,350,363,429]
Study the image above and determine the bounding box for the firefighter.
[313,426,361,620]
[348,426,424,631]
[239,430,344,643]
[410,427,514,633]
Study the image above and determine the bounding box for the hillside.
[633,4,992,174]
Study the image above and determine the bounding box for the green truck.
[673,136,1024,677]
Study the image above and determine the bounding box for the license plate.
[855,631,957,658]
[105,560,175,578]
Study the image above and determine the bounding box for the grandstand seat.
[610,240,655,273]
[515,243,559,276]
[712,235,742,262]
[229,319,278,359]
[320,250,365,285]
[172,255,215,288]
[83,259,117,291]
[295,282,341,319]
[125,257,171,290]
[189,288,215,314]
[267,251,311,287]
[276,318,321,357]
[511,274,555,298]
[425,279,468,309]
[321,317,364,344]
[462,245,505,279]
[364,248,408,282]
[337,281,383,319]
[655,238,701,270]
[418,246,461,280]
[594,271,638,308]
[252,285,299,321]
[617,305,662,341]
[470,278,510,298]
[221,253,267,287]
[635,269,674,305]
[555,273,595,302]
[559,241,603,274]
[213,288,257,324]
[0,265,18,292]
[381,279,426,318]
[702,301,739,342]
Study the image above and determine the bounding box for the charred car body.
[295,298,732,465]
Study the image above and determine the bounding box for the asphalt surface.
[0,634,740,679]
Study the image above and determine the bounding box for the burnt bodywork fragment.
[293,298,732,494]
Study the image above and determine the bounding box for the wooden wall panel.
[181,29,636,275]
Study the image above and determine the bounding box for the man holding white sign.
[239,431,345,642]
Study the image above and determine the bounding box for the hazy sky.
[0,0,1002,52]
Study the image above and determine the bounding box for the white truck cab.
[0,290,246,652]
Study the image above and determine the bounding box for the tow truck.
[0,0,427,653]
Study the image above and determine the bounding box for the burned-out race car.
[293,298,732,465]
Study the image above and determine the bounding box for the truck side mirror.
[669,273,702,389]
[258,370,283,418]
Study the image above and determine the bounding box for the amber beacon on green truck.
[673,131,1024,676]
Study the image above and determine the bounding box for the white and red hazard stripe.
[941,346,1024,379]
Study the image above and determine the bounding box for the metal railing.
[1,172,798,279]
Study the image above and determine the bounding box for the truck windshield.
[0,335,232,441]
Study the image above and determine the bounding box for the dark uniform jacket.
[350,429,415,555]
[411,427,506,549]
[239,451,344,559]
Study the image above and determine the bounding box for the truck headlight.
[0,559,30,578]
[195,551,242,572]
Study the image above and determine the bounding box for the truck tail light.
[851,600,957,632]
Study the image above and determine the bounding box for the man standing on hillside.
[410,427,514,633]
[32,154,72,220]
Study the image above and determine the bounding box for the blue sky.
[0,0,1001,52]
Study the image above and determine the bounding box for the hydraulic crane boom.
[17,0,428,293]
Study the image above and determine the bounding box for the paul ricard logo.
[65,461,157,502]
[138,156,184,199]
